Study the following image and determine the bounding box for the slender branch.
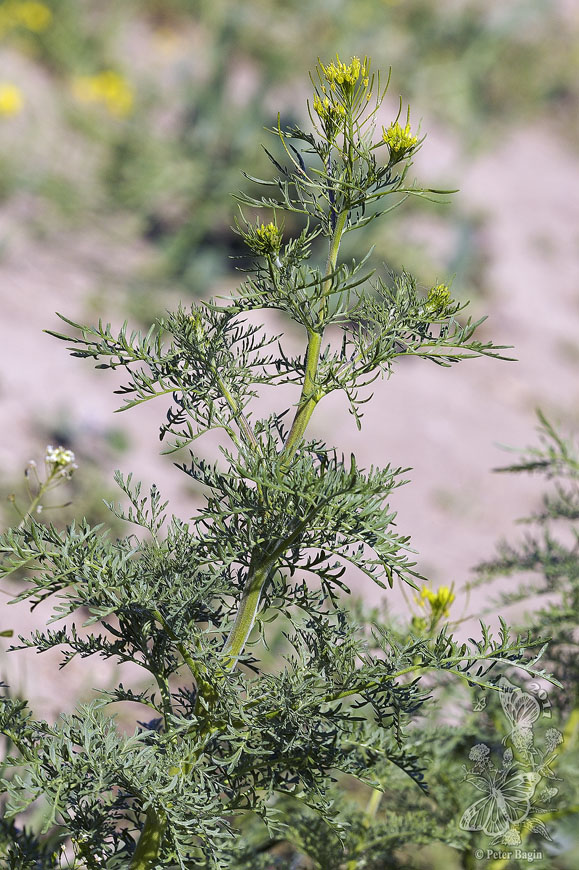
[17,466,62,529]
[153,672,172,724]
[214,368,260,453]
[151,608,205,694]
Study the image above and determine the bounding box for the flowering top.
[320,55,367,88]
[383,120,418,161]
[425,283,452,317]
[188,312,205,345]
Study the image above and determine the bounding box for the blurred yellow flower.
[0,1,52,35]
[73,71,134,117]
[0,83,23,116]
[415,584,455,619]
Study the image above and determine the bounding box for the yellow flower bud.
[425,283,452,316]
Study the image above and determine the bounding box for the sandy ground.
[1,107,578,720]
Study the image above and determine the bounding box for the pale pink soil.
[1,119,579,718]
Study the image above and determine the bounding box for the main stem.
[222,209,347,669]
[281,210,347,465]
[129,808,167,870]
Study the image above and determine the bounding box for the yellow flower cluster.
[253,221,283,255]
[0,82,23,116]
[382,120,418,157]
[416,584,455,618]
[0,1,52,35]
[73,71,134,117]
[319,55,368,90]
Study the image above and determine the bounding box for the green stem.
[221,558,271,670]
[219,211,348,672]
[345,786,382,869]
[129,808,167,870]
[17,469,58,529]
[153,672,172,724]
[281,210,347,465]
[364,787,382,823]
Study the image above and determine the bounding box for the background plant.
[469,413,579,868]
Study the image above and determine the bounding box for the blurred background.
[0,0,579,717]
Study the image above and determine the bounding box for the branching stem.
[220,211,348,674]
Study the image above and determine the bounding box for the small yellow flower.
[435,585,455,616]
[313,95,346,117]
[0,83,23,116]
[73,71,134,117]
[383,120,418,159]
